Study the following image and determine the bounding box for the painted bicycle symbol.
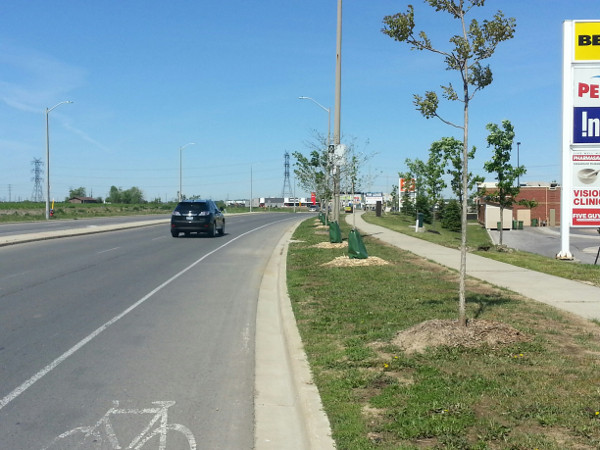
[43,401,196,449]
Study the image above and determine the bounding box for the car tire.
[218,221,225,236]
[210,221,217,237]
[171,230,179,237]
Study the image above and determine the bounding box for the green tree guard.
[348,229,368,259]
[329,221,342,243]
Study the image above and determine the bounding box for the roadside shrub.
[415,195,432,224]
[441,199,461,232]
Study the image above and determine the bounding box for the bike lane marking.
[0,218,294,411]
[43,401,197,450]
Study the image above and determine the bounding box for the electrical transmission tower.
[31,158,44,202]
[281,151,293,199]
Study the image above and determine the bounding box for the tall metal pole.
[558,21,573,259]
[517,141,521,187]
[45,101,73,220]
[45,109,50,219]
[333,0,342,223]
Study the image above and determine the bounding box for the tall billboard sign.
[559,21,600,258]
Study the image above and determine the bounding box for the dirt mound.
[393,319,528,354]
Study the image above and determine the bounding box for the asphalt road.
[0,215,171,238]
[488,226,600,264]
[0,213,304,449]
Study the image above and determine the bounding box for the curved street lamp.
[298,96,331,146]
[46,101,73,220]
[179,142,196,202]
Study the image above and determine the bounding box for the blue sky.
[0,1,596,202]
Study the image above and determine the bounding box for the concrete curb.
[255,222,335,450]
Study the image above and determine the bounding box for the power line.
[31,158,44,202]
[281,152,293,198]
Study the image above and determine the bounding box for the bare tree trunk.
[499,206,504,245]
[459,91,469,327]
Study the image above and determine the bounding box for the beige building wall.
[485,205,513,229]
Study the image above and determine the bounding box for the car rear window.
[174,202,209,213]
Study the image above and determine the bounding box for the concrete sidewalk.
[347,213,600,321]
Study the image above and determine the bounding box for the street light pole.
[333,0,342,223]
[45,101,73,220]
[517,141,521,187]
[299,96,332,217]
[298,96,331,146]
[178,142,196,202]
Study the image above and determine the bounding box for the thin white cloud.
[0,41,86,113]
[62,120,113,154]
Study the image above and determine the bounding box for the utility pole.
[333,0,342,223]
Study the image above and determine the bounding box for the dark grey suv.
[170,200,225,237]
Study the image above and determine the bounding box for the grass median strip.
[287,217,600,449]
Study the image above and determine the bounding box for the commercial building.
[477,182,562,228]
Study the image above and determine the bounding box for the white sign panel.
[560,20,600,257]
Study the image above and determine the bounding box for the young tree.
[382,0,516,326]
[293,131,334,214]
[405,158,431,222]
[424,142,448,222]
[107,186,122,203]
[339,137,374,197]
[121,186,145,204]
[389,184,399,211]
[67,187,86,199]
[483,120,526,245]
[441,199,462,232]
[431,137,483,204]
[293,148,331,212]
[106,186,145,204]
[398,171,416,216]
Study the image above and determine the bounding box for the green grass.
[362,212,600,288]
[0,202,175,222]
[0,202,287,223]
[287,217,600,449]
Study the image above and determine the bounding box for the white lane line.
[97,247,120,254]
[0,218,293,411]
[3,270,32,280]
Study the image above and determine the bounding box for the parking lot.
[487,226,600,265]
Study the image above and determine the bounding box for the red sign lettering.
[578,82,600,98]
